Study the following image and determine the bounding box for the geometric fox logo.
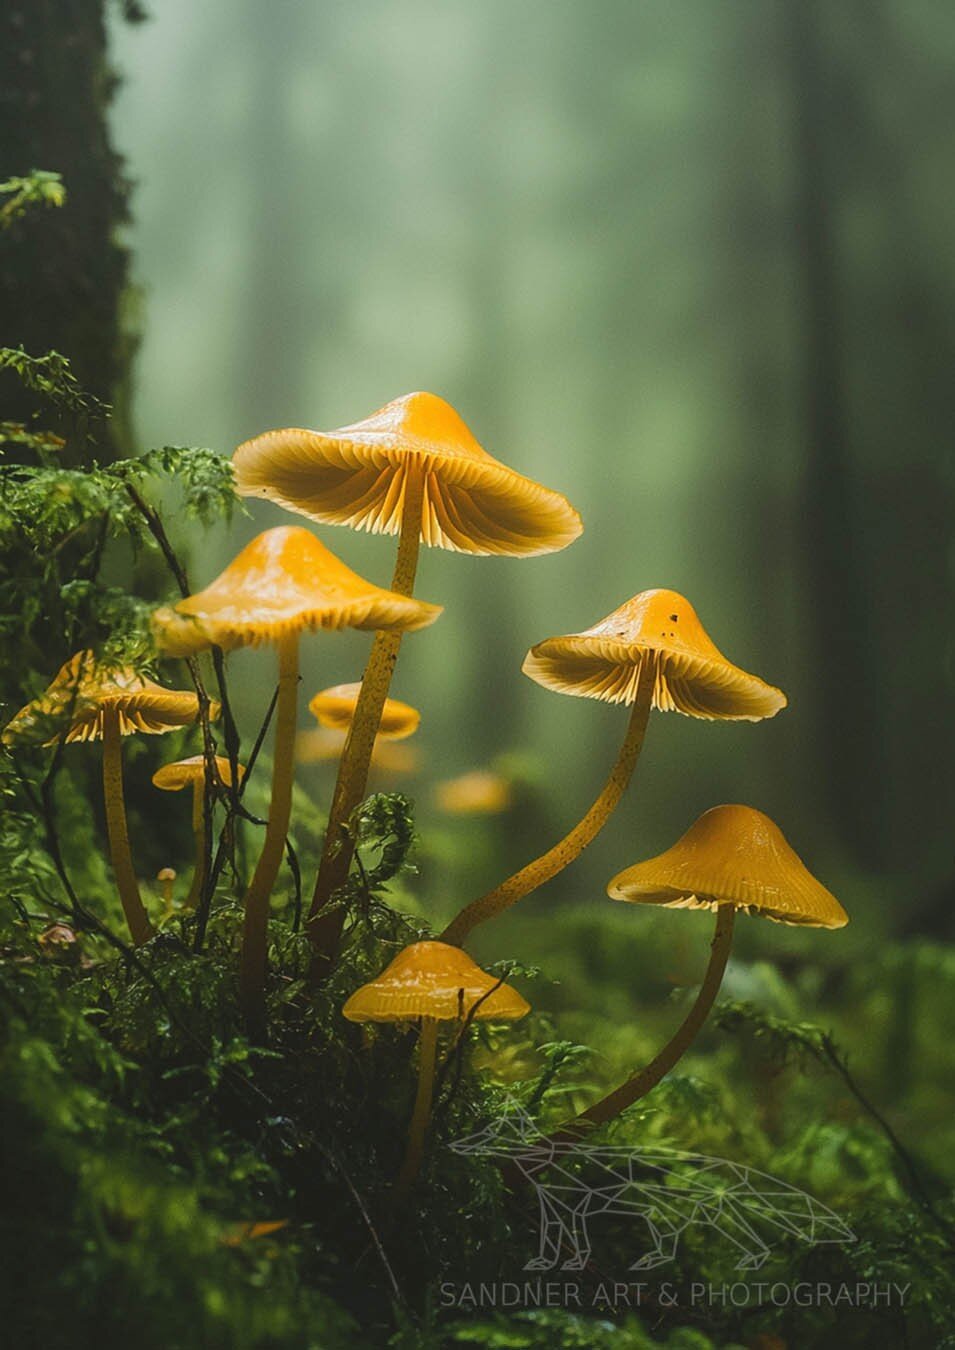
[449,1101,855,1273]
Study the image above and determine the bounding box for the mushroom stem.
[560,903,735,1136]
[396,1015,439,1198]
[307,469,425,974]
[239,632,300,1026]
[441,659,655,947]
[101,705,153,946]
[185,779,205,909]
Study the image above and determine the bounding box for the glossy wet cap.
[232,392,583,556]
[523,589,786,720]
[342,940,531,1023]
[608,804,848,928]
[152,754,245,791]
[2,651,214,745]
[152,526,442,656]
[308,682,420,740]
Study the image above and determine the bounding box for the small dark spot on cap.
[670,614,679,622]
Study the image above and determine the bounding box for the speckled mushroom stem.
[239,632,300,1026]
[185,780,205,910]
[558,903,735,1137]
[307,470,425,975]
[441,659,656,947]
[395,1015,439,1198]
[101,705,153,947]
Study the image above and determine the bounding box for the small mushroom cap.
[38,923,78,954]
[308,682,420,740]
[342,940,530,1023]
[157,867,177,882]
[152,754,245,792]
[522,589,786,720]
[221,1219,289,1247]
[434,769,513,815]
[608,804,848,928]
[152,526,442,656]
[232,392,583,557]
[2,652,215,745]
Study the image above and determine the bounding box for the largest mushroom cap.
[232,392,583,557]
[2,651,214,745]
[609,804,848,928]
[342,940,530,1022]
[153,526,442,657]
[522,589,786,720]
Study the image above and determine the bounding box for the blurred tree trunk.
[234,0,311,432]
[457,27,522,762]
[786,0,883,866]
[0,0,141,458]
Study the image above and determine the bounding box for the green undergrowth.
[2,820,954,1348]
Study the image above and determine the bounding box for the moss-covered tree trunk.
[0,0,141,459]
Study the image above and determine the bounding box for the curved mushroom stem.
[559,903,735,1137]
[440,659,655,947]
[101,705,153,946]
[185,779,205,909]
[307,469,425,976]
[395,1015,439,1199]
[239,632,300,1028]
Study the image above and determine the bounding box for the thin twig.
[819,1033,954,1241]
[433,973,509,1109]
[193,687,277,951]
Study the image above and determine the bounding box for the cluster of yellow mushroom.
[2,652,216,945]
[2,388,849,1195]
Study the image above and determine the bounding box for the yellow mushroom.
[3,652,212,946]
[220,1219,289,1247]
[157,867,177,914]
[563,804,847,1134]
[343,940,529,1195]
[309,682,420,741]
[152,525,440,1027]
[434,769,512,816]
[233,392,582,974]
[152,755,245,909]
[37,923,79,962]
[442,590,786,945]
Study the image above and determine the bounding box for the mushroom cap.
[152,526,442,656]
[342,940,530,1023]
[38,923,78,952]
[295,726,420,773]
[2,651,214,745]
[152,754,245,792]
[608,804,848,929]
[435,769,512,815]
[232,392,583,557]
[308,682,420,740]
[221,1220,289,1247]
[522,588,786,720]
